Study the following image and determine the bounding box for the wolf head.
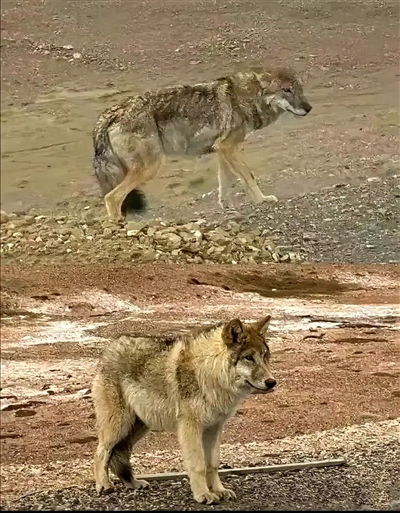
[257,68,312,117]
[222,316,276,394]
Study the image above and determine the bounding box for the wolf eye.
[244,355,255,362]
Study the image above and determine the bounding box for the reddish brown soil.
[1,1,399,509]
[1,263,399,503]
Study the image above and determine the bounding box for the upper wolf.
[92,67,312,220]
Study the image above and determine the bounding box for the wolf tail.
[92,123,147,215]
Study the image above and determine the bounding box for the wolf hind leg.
[108,417,149,490]
[104,157,164,221]
[104,133,164,221]
[93,153,125,197]
[93,376,134,494]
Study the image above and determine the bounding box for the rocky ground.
[161,174,400,264]
[1,174,399,266]
[1,0,399,511]
[5,422,400,511]
[0,207,302,265]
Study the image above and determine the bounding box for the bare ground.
[1,264,400,509]
[1,0,399,220]
[1,0,400,510]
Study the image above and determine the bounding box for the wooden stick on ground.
[137,458,347,482]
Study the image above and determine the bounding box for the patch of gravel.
[159,174,400,264]
[1,175,398,265]
[3,420,399,511]
[0,212,302,265]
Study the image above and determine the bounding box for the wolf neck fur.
[176,328,245,407]
[228,73,283,131]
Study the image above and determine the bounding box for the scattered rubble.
[0,213,303,265]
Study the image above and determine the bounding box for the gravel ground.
[158,174,400,264]
[5,424,400,511]
[1,174,398,266]
[0,212,301,265]
[3,420,400,511]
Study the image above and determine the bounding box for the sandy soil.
[1,0,400,510]
[1,0,399,215]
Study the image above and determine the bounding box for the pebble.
[15,409,37,417]
[0,210,10,224]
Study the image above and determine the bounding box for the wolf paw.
[125,478,149,490]
[214,487,237,501]
[218,198,237,211]
[95,482,114,495]
[193,491,220,504]
[262,194,278,203]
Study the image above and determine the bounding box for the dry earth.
[1,0,400,510]
[1,264,400,509]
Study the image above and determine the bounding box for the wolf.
[92,68,312,220]
[92,315,276,504]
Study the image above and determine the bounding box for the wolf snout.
[265,378,277,390]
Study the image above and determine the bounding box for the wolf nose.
[265,378,277,390]
[305,104,312,113]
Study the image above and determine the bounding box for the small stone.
[0,211,10,224]
[77,388,91,396]
[303,232,317,241]
[140,249,157,262]
[62,44,74,50]
[102,228,113,239]
[165,233,182,249]
[15,409,37,418]
[126,220,147,233]
[69,434,97,444]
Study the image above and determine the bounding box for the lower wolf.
[92,67,312,220]
[93,315,276,504]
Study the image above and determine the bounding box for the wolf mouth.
[290,109,308,117]
[245,380,269,392]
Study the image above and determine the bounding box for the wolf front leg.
[217,152,237,209]
[221,147,278,204]
[203,423,237,501]
[177,417,219,504]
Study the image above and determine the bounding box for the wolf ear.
[252,315,271,334]
[222,318,245,346]
[255,72,274,91]
[255,71,281,94]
